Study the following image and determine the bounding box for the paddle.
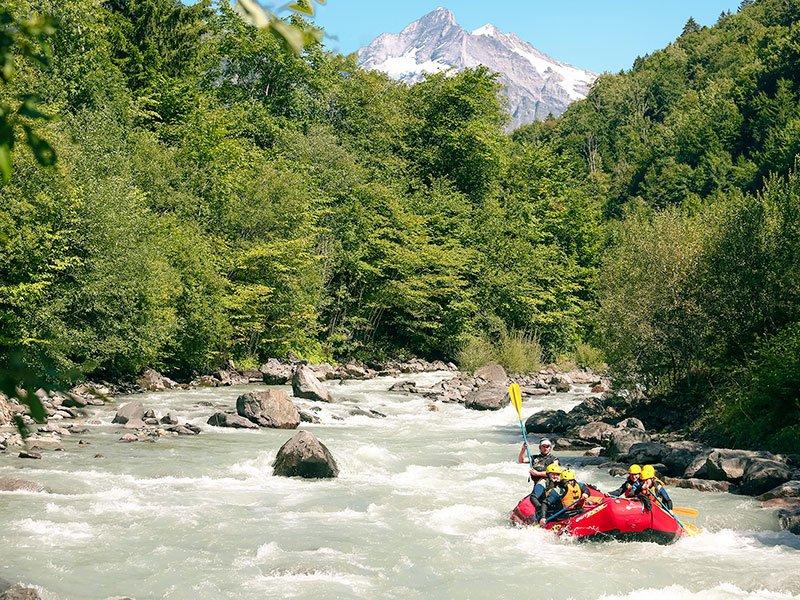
[509,383,533,467]
[654,497,700,536]
[544,498,584,524]
[672,506,699,518]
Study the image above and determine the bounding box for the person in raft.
[550,469,591,520]
[517,438,559,484]
[608,464,643,498]
[639,464,673,510]
[531,462,565,525]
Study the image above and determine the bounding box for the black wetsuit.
[529,452,558,484]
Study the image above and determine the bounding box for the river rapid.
[2,372,799,599]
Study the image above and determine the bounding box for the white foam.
[599,584,800,600]
[13,519,93,544]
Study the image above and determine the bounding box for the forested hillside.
[520,0,800,451]
[2,0,798,451]
[0,0,598,383]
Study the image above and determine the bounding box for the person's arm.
[608,482,626,497]
[579,482,590,501]
[517,443,529,464]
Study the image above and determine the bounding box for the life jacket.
[561,481,583,508]
[642,478,666,499]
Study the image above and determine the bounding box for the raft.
[510,487,683,544]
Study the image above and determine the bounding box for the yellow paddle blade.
[682,523,702,536]
[509,383,522,419]
[673,506,699,518]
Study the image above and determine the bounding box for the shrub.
[496,330,542,374]
[457,336,495,374]
[573,343,606,372]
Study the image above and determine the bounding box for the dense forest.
[1,0,798,451]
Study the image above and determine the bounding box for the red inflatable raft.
[510,487,683,544]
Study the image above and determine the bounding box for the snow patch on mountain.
[358,8,597,128]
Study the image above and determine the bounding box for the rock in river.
[606,428,651,458]
[207,412,258,429]
[236,390,300,429]
[464,383,509,411]
[112,401,144,425]
[272,431,339,478]
[292,366,333,403]
[0,477,46,493]
[525,409,569,433]
[474,363,507,384]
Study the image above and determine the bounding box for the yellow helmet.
[641,465,656,480]
[561,469,576,481]
[546,463,563,475]
[628,464,642,475]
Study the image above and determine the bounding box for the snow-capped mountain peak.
[358,9,597,128]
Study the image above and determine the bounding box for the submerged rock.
[0,582,41,600]
[779,507,800,535]
[0,477,46,493]
[237,390,300,429]
[292,366,333,403]
[272,431,339,479]
[389,381,418,393]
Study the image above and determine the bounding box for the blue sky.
[312,0,744,73]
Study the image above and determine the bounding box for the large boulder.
[757,480,800,502]
[311,363,336,381]
[663,441,708,477]
[0,477,46,493]
[111,401,144,425]
[663,477,732,493]
[606,428,651,458]
[236,390,300,429]
[137,369,178,392]
[474,363,508,383]
[738,459,792,496]
[616,417,644,430]
[464,383,509,411]
[272,431,339,478]
[574,421,616,444]
[260,359,293,385]
[292,366,333,403]
[525,409,569,433]
[206,412,258,430]
[624,441,668,465]
[705,449,771,482]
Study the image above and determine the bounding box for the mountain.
[357,7,597,129]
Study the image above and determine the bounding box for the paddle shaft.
[518,420,533,466]
[545,499,582,524]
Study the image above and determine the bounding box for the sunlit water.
[2,373,799,599]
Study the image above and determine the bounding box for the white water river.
[2,372,799,599]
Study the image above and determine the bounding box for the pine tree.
[681,17,701,36]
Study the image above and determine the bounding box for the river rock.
[574,421,615,444]
[237,390,300,428]
[0,477,46,493]
[663,477,732,492]
[474,363,507,383]
[705,449,772,482]
[118,433,138,443]
[137,369,178,392]
[616,417,644,430]
[192,375,219,387]
[389,381,418,393]
[298,409,321,424]
[525,409,569,433]
[464,383,509,411]
[292,366,333,403]
[272,431,339,478]
[606,428,651,458]
[623,441,668,465]
[778,507,800,535]
[112,401,144,425]
[207,412,258,429]
[0,583,41,600]
[311,363,336,381]
[18,451,41,459]
[738,459,792,496]
[757,480,800,501]
[549,374,572,392]
[260,359,292,384]
[0,395,15,426]
[660,441,708,477]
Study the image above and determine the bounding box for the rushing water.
[2,372,799,599]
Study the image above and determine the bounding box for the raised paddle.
[509,383,533,467]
